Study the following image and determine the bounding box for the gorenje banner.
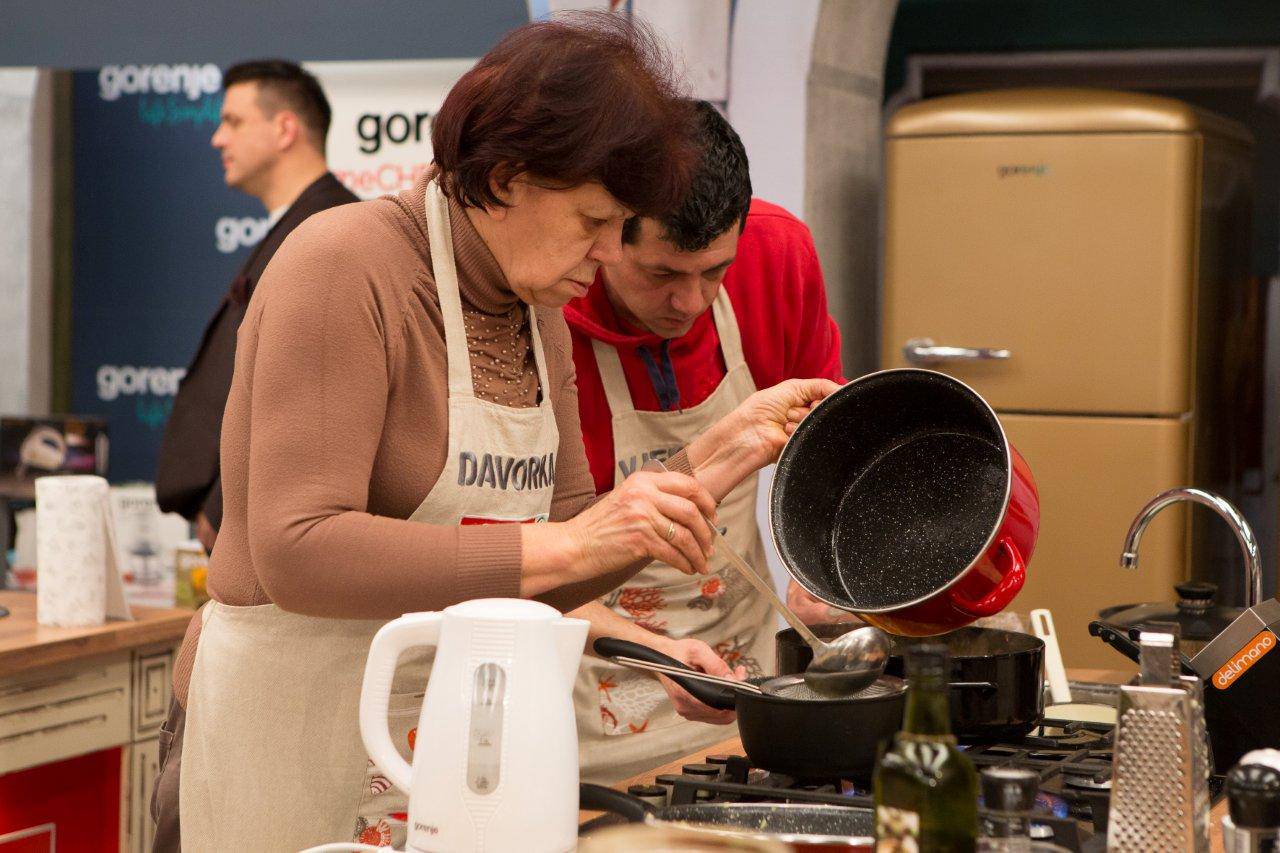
[71,59,474,483]
[306,59,476,200]
[71,64,252,483]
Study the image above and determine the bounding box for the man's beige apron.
[576,290,775,784]
[180,179,559,851]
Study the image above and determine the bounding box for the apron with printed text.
[180,179,560,851]
[575,290,775,784]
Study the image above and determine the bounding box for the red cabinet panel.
[0,748,122,852]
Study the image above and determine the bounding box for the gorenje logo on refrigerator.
[996,163,1051,178]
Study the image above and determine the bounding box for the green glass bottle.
[874,643,979,852]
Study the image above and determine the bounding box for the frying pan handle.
[1122,626,1199,676]
[1088,620,1142,666]
[579,782,654,822]
[593,637,738,711]
[949,536,1026,618]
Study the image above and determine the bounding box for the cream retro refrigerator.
[881,88,1260,666]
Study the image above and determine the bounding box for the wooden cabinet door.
[1002,412,1191,668]
[123,739,159,853]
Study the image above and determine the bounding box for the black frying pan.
[1087,620,1197,674]
[776,623,1044,741]
[595,638,905,782]
[1087,619,1280,770]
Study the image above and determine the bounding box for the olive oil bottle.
[874,644,978,851]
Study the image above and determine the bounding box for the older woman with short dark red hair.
[161,14,837,852]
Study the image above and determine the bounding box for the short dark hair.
[431,12,697,217]
[623,100,752,252]
[223,60,331,150]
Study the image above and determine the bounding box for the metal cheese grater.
[1107,629,1211,852]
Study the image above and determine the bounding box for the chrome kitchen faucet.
[1120,487,1262,608]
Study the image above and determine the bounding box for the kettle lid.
[445,598,561,621]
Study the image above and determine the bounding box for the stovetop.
[596,717,1224,851]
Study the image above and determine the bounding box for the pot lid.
[1099,581,1242,641]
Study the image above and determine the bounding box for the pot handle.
[949,536,1026,618]
[949,681,998,694]
[593,637,739,711]
[1088,620,1143,666]
[580,782,654,822]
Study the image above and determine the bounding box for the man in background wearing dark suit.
[156,59,358,555]
[150,60,357,853]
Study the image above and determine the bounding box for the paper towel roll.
[35,475,131,627]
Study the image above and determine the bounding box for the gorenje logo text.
[997,164,1050,178]
[99,64,222,101]
[96,365,187,401]
[357,110,433,154]
[216,216,273,253]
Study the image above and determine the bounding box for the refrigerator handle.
[904,338,1011,365]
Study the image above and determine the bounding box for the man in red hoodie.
[566,101,849,782]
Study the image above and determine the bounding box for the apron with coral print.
[575,289,776,784]
[179,178,559,852]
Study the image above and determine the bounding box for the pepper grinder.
[1222,749,1280,852]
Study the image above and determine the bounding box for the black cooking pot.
[580,784,875,850]
[1098,581,1243,658]
[595,638,905,782]
[776,624,1044,741]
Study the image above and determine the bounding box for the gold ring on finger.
[665,520,676,541]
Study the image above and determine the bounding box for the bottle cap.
[1227,752,1280,828]
[980,766,1039,812]
[905,643,949,681]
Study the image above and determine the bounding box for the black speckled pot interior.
[770,369,1009,611]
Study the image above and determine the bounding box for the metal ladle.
[642,459,889,696]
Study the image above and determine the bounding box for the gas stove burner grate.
[653,752,1089,852]
[1063,774,1113,791]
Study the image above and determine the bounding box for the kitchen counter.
[0,590,192,851]
[581,667,1232,850]
[0,590,193,678]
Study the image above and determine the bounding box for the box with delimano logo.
[1190,597,1280,768]
[0,416,108,481]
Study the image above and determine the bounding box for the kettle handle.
[359,612,443,794]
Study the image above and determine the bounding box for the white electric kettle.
[358,598,588,853]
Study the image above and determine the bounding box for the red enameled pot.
[769,368,1038,636]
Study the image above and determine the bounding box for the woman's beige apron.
[576,290,775,784]
[180,179,560,851]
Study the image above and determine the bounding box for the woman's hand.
[686,378,842,501]
[526,470,718,596]
[654,637,745,725]
[786,580,861,625]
